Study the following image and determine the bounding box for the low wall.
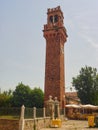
[0,117,50,130]
[0,119,19,130]
[24,117,51,130]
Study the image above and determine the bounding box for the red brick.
[43,6,68,108]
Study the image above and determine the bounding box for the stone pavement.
[41,120,98,130]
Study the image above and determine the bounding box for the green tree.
[0,89,13,107]
[31,87,44,108]
[0,83,44,108]
[72,66,98,105]
[12,83,44,108]
[3,89,13,96]
[12,82,32,107]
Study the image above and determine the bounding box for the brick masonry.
[43,6,68,108]
[24,118,50,130]
[0,119,19,130]
[0,118,50,130]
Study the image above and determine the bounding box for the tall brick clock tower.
[43,6,68,108]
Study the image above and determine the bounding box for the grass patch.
[0,115,19,119]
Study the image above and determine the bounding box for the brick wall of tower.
[43,6,68,109]
[44,32,66,108]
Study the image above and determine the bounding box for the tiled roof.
[66,92,78,98]
[65,92,80,102]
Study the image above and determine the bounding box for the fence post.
[33,107,36,119]
[33,107,36,130]
[43,107,46,118]
[19,105,25,130]
[43,107,46,128]
[57,104,60,118]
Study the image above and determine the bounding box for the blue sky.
[0,0,98,92]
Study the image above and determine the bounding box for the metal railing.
[0,106,65,119]
[0,107,21,119]
[24,107,45,118]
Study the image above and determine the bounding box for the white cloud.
[73,12,98,50]
[87,39,98,49]
[80,33,98,49]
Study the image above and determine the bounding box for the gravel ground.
[41,120,98,130]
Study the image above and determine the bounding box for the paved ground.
[41,120,98,130]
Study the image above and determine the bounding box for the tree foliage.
[72,66,98,105]
[12,83,32,107]
[0,83,44,108]
[0,89,13,107]
[12,83,44,108]
[31,87,44,108]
